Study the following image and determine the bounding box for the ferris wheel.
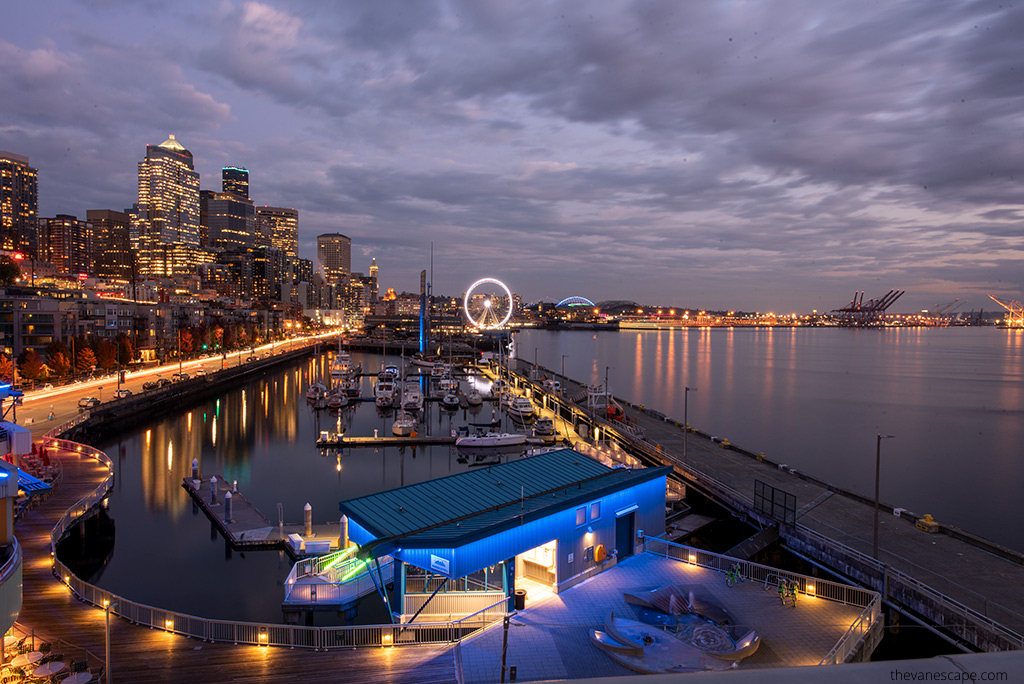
[463,278,514,329]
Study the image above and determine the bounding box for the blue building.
[339,448,670,619]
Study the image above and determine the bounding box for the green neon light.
[341,559,370,583]
[322,545,357,571]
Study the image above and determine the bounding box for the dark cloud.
[2,0,1022,311]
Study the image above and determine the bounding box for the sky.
[2,0,1022,313]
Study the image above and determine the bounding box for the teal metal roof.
[339,448,670,549]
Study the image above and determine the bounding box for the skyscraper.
[0,151,38,254]
[202,191,255,253]
[256,206,298,259]
[133,135,201,278]
[317,233,351,289]
[39,214,94,276]
[87,209,132,281]
[222,166,249,199]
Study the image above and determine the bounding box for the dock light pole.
[873,434,896,559]
[683,387,696,464]
[104,599,117,684]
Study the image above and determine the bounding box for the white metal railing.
[46,430,505,650]
[642,535,881,665]
[403,591,507,619]
[283,560,394,606]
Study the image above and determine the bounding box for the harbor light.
[166,619,173,629]
[806,585,816,597]
[688,553,697,564]
[382,632,393,646]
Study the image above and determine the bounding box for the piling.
[304,503,312,536]
[340,515,349,548]
[210,475,218,504]
[191,458,199,480]
[224,491,232,523]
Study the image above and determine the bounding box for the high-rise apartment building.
[38,214,94,276]
[294,257,313,284]
[316,233,351,289]
[221,166,249,199]
[87,209,133,281]
[201,191,255,253]
[132,135,201,278]
[368,257,379,304]
[0,151,38,254]
[256,206,298,260]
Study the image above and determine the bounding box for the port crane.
[988,295,1024,328]
[832,289,905,326]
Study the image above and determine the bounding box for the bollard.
[340,515,349,548]
[374,429,378,439]
[191,458,199,480]
[210,475,218,504]
[193,478,200,491]
[224,491,232,523]
[233,479,238,493]
[304,503,313,537]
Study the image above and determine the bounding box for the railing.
[45,429,506,650]
[283,559,394,606]
[403,591,507,619]
[642,535,881,665]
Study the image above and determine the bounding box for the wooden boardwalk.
[15,447,458,684]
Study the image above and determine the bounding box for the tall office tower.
[253,246,286,303]
[316,233,351,289]
[222,166,249,199]
[201,191,255,252]
[39,214,94,276]
[0,151,38,253]
[368,257,379,304]
[294,257,313,284]
[256,206,298,259]
[87,209,133,281]
[133,134,201,277]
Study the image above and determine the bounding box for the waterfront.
[80,326,1024,624]
[520,326,1024,552]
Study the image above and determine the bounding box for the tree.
[0,255,21,286]
[76,347,98,375]
[17,349,44,383]
[95,339,117,371]
[179,329,194,356]
[0,354,13,383]
[47,351,71,378]
[116,334,134,366]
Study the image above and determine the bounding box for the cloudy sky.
[2,0,1022,312]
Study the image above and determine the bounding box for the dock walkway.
[17,446,455,683]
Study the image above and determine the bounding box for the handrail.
[46,431,505,650]
[0,537,21,586]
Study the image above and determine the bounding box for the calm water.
[89,327,1024,622]
[519,327,1024,551]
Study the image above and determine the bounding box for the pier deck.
[182,476,341,558]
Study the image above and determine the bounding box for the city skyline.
[2,1,1023,312]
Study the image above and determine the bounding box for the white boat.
[466,388,483,406]
[533,416,554,436]
[327,392,348,409]
[456,431,528,448]
[430,363,452,378]
[383,364,400,379]
[409,354,437,369]
[306,382,328,402]
[340,376,361,398]
[506,395,536,421]
[441,393,460,410]
[330,339,361,379]
[392,411,416,436]
[375,374,396,408]
[402,382,424,412]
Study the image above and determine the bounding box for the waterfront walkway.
[529,362,1024,644]
[14,444,456,683]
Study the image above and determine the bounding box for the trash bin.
[514,589,527,610]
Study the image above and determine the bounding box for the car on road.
[142,381,160,391]
[40,383,54,390]
[246,356,258,362]
[171,372,190,382]
[157,378,172,388]
[114,389,132,399]
[78,396,101,409]
[194,368,207,377]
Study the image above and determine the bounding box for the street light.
[873,434,896,559]
[683,386,696,464]
[104,599,118,684]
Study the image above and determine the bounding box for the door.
[615,511,635,559]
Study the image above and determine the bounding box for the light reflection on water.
[520,327,1024,552]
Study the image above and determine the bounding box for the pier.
[316,434,456,448]
[500,358,1024,653]
[181,475,341,559]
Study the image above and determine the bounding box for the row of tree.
[0,321,298,385]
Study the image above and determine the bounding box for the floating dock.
[316,434,456,448]
[181,475,341,559]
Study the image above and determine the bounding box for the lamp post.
[104,599,117,684]
[873,433,896,559]
[683,386,696,464]
[561,354,568,391]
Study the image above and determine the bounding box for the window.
[590,501,601,521]
[575,507,586,526]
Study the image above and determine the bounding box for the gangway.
[283,547,394,611]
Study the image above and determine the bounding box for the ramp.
[723,526,779,560]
